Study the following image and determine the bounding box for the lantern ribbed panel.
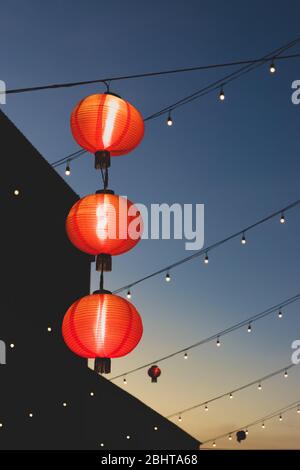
[66,193,143,256]
[70,94,144,155]
[62,293,143,358]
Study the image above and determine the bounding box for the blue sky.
[2,0,300,448]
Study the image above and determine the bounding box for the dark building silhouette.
[0,110,200,450]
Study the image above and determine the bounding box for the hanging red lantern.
[70,93,144,168]
[66,190,143,271]
[62,291,143,374]
[148,365,161,383]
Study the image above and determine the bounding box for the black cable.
[112,197,300,294]
[201,400,300,445]
[4,53,300,97]
[50,38,300,169]
[166,364,295,419]
[109,292,300,380]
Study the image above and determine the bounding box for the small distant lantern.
[236,430,247,443]
[148,365,161,383]
[70,93,144,169]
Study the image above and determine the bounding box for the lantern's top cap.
[104,91,121,99]
[95,189,115,195]
[93,289,112,295]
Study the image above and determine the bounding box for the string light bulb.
[228,434,232,441]
[241,233,246,245]
[247,323,252,333]
[229,393,233,399]
[47,326,52,332]
[278,309,283,319]
[258,383,262,391]
[284,370,288,378]
[90,392,94,397]
[126,435,131,440]
[279,414,283,422]
[167,112,173,127]
[29,412,33,418]
[212,442,216,447]
[216,336,221,347]
[204,403,208,412]
[269,61,276,74]
[184,351,188,359]
[165,272,171,282]
[178,415,182,422]
[13,189,20,196]
[280,213,285,224]
[245,429,249,436]
[219,87,225,101]
[126,290,131,299]
[123,377,127,385]
[154,426,158,431]
[297,405,300,414]
[62,402,67,407]
[65,161,71,176]
[262,422,265,429]
[10,343,15,349]
[204,253,209,264]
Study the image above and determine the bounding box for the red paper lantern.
[66,191,143,270]
[148,365,161,383]
[62,292,143,374]
[70,93,144,156]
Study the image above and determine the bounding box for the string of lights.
[112,197,300,296]
[167,364,295,420]
[49,36,300,170]
[4,53,300,97]
[110,292,300,381]
[201,399,300,446]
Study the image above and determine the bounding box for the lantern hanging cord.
[109,291,300,380]
[201,399,300,446]
[50,36,300,169]
[100,166,109,190]
[100,267,104,291]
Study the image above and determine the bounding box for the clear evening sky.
[2,0,300,449]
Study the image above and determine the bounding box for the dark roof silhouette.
[0,109,200,450]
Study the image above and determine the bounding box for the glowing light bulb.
[126,290,131,299]
[167,113,173,126]
[47,326,52,332]
[126,435,131,440]
[90,392,94,397]
[279,414,283,422]
[0,423,2,428]
[178,415,182,422]
[216,337,221,347]
[123,377,127,385]
[245,429,249,436]
[13,189,20,196]
[65,162,71,176]
[228,434,232,441]
[297,406,300,414]
[204,253,209,264]
[262,422,265,429]
[241,233,246,245]
[219,88,225,101]
[284,370,288,378]
[229,393,233,399]
[247,323,252,333]
[100,443,104,447]
[258,383,262,391]
[212,442,216,447]
[165,272,171,282]
[270,61,276,74]
[10,343,15,349]
[280,213,285,224]
[278,310,283,319]
[62,402,67,407]
[205,404,208,412]
[154,426,158,431]
[29,412,33,418]
[184,352,188,359]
